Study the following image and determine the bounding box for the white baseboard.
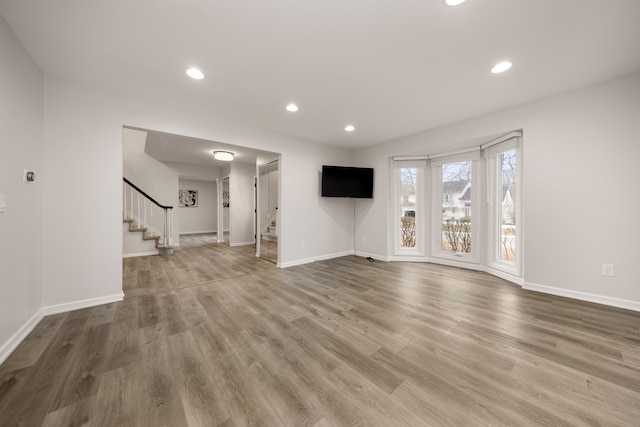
[279,250,354,268]
[41,292,125,316]
[123,250,159,258]
[314,250,354,262]
[0,309,45,366]
[524,282,640,312]
[0,291,124,366]
[279,256,321,268]
[388,255,429,263]
[356,251,390,262]
[179,230,216,235]
[230,241,256,247]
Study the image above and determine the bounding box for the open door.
[216,176,230,244]
[258,160,278,263]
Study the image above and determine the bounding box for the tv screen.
[321,165,374,198]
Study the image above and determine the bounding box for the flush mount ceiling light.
[213,151,234,161]
[286,103,299,112]
[186,67,205,80]
[491,61,513,74]
[445,0,467,6]
[344,125,355,132]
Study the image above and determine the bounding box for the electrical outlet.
[601,263,615,277]
[301,240,306,248]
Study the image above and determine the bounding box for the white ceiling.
[139,127,278,167]
[2,0,640,150]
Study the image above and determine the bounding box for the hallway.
[123,233,273,298]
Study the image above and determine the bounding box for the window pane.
[499,149,517,262]
[441,161,471,253]
[400,168,416,248]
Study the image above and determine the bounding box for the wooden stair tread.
[124,216,173,254]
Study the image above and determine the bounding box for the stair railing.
[123,178,174,247]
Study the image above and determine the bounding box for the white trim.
[41,292,125,316]
[485,266,524,286]
[485,137,522,277]
[393,159,429,168]
[0,309,45,366]
[481,130,523,150]
[429,146,480,161]
[179,230,216,235]
[229,241,256,247]
[426,258,523,285]
[388,255,429,262]
[393,156,430,161]
[314,250,355,262]
[393,162,427,257]
[123,250,159,258]
[430,151,481,167]
[356,251,390,262]
[279,250,356,268]
[279,254,329,268]
[0,291,124,366]
[524,282,640,313]
[427,257,484,271]
[431,157,480,263]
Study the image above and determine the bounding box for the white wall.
[178,178,217,234]
[0,15,44,360]
[3,16,638,368]
[39,75,353,308]
[230,162,256,246]
[259,162,279,234]
[123,128,179,207]
[165,161,221,182]
[354,72,640,309]
[122,127,180,250]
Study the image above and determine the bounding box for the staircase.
[261,219,278,242]
[123,178,174,257]
[123,218,174,256]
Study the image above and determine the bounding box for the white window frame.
[430,150,480,264]
[484,133,522,277]
[390,131,523,283]
[393,159,427,257]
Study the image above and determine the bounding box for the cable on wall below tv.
[354,200,375,262]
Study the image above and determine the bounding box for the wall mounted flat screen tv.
[322,165,374,198]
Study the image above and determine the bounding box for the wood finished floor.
[1,236,639,426]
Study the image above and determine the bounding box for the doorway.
[258,160,278,263]
[217,176,230,245]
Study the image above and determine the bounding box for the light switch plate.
[0,193,6,213]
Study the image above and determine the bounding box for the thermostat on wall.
[23,169,35,183]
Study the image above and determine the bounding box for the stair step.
[124,217,174,255]
[125,218,148,232]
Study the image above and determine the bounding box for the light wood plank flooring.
[1,239,639,426]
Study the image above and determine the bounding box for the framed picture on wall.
[179,189,198,207]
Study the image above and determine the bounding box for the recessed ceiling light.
[445,0,467,6]
[345,125,355,132]
[491,61,512,74]
[186,68,205,80]
[286,103,299,112]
